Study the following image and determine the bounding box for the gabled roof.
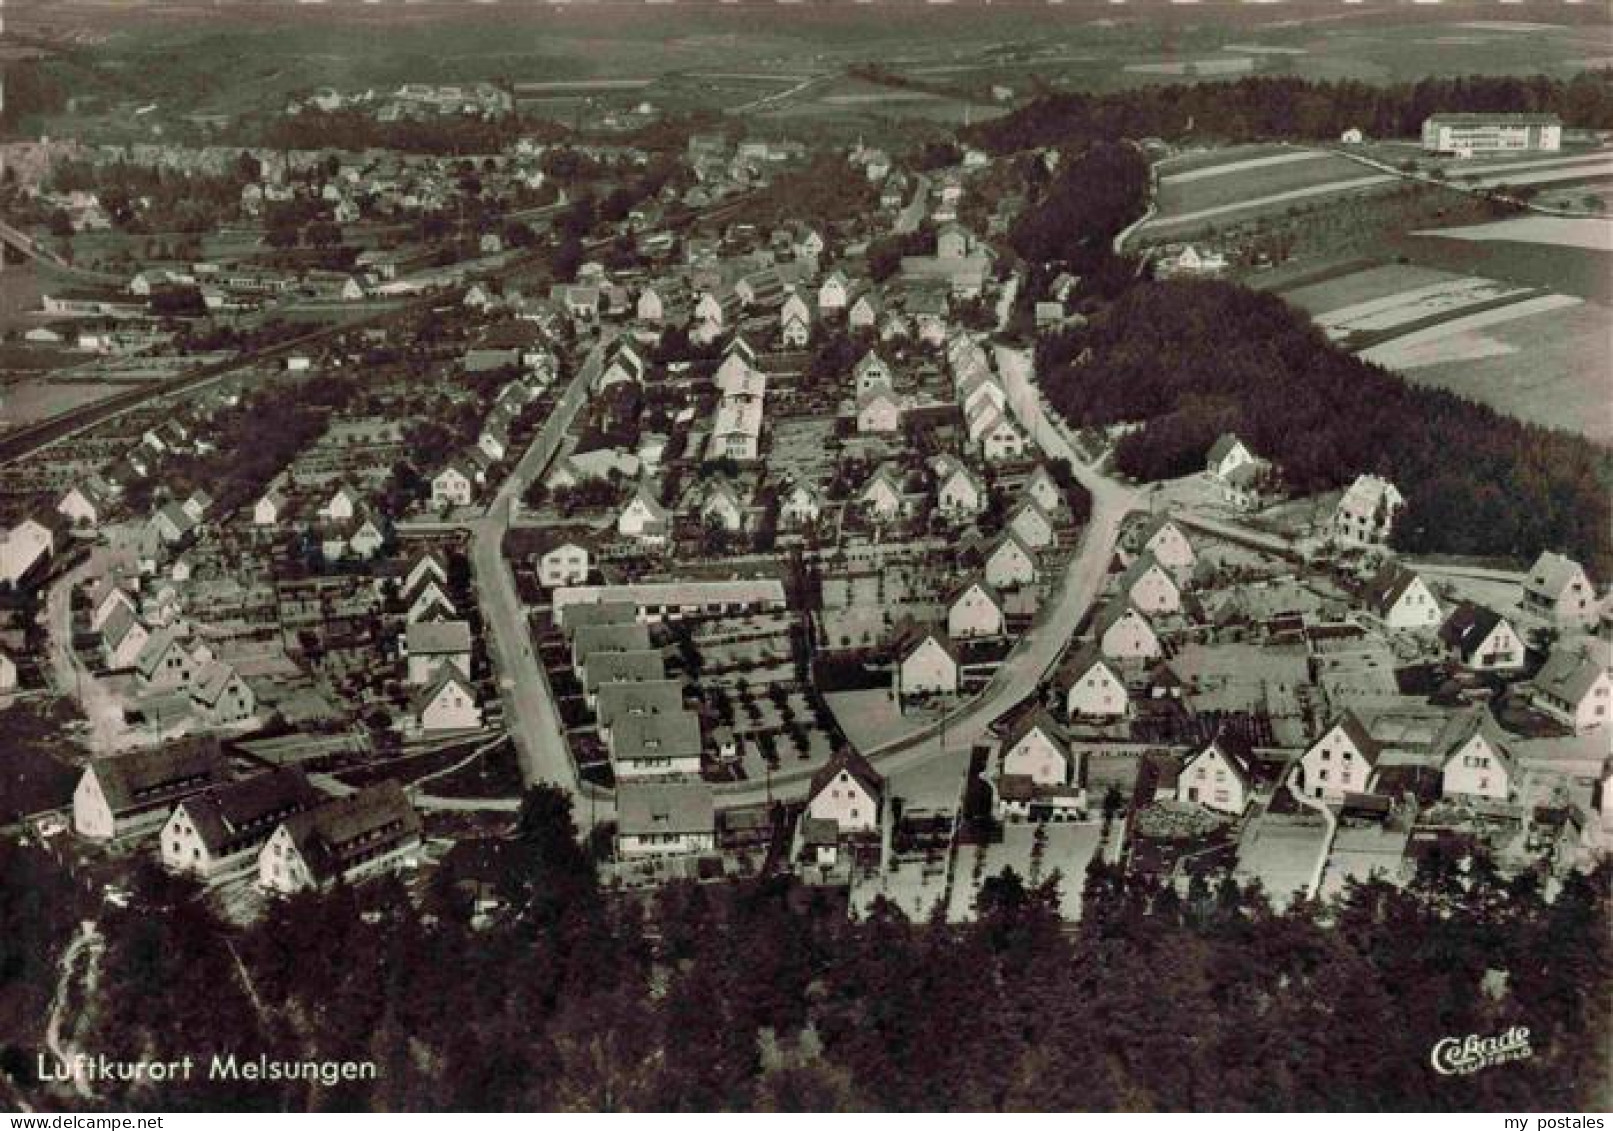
[1362,564,1426,615]
[1315,710,1383,768]
[1534,647,1610,704]
[1119,552,1177,595]
[582,649,667,693]
[190,661,246,708]
[1096,602,1155,638]
[89,741,229,817]
[573,622,654,663]
[279,781,421,885]
[101,603,145,650]
[949,576,1004,612]
[1206,433,1249,465]
[1438,602,1510,659]
[134,627,188,678]
[1184,730,1254,789]
[896,621,958,665]
[596,679,686,728]
[1001,707,1070,759]
[1433,706,1515,776]
[411,669,478,715]
[808,747,885,805]
[176,768,320,859]
[1524,551,1590,602]
[1059,644,1120,689]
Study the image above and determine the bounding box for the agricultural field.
[1269,214,1613,443]
[1147,147,1399,236]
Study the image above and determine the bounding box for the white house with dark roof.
[101,605,151,671]
[1435,706,1515,803]
[1177,733,1255,816]
[1364,565,1442,631]
[1439,603,1526,673]
[415,671,482,732]
[617,487,672,546]
[985,532,1038,590]
[1062,650,1129,720]
[1138,515,1196,573]
[948,579,1006,640]
[74,743,230,841]
[860,467,907,523]
[610,708,703,780]
[257,781,422,894]
[1007,500,1055,551]
[936,461,986,519]
[1297,711,1381,804]
[1205,434,1257,480]
[535,536,593,589]
[1119,554,1181,617]
[805,748,884,834]
[189,661,256,727]
[1098,605,1162,661]
[897,628,959,698]
[161,768,321,882]
[856,389,904,435]
[1332,475,1404,547]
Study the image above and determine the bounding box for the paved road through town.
[465,339,605,803]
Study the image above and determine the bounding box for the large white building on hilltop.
[1421,113,1561,156]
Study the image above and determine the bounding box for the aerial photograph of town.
[0,0,1608,1116]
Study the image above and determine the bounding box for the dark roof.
[280,781,421,886]
[1001,707,1070,759]
[1320,710,1383,768]
[1433,705,1515,771]
[1438,602,1508,659]
[90,741,229,817]
[559,599,640,636]
[176,768,321,859]
[573,622,654,664]
[596,679,686,729]
[1362,564,1424,615]
[808,747,885,805]
[611,708,703,762]
[582,649,666,693]
[1534,647,1608,704]
[1184,730,1254,788]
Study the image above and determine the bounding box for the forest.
[2,787,1606,1112]
[968,71,1613,154]
[1037,281,1613,576]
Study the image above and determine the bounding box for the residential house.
[1531,647,1612,733]
[1439,603,1527,673]
[1522,551,1597,628]
[1022,466,1063,517]
[1435,706,1515,803]
[856,389,903,434]
[948,579,1006,640]
[102,605,151,671]
[617,487,672,546]
[897,628,959,698]
[616,781,716,858]
[936,461,986,520]
[1062,649,1129,720]
[818,270,851,314]
[189,661,256,727]
[415,671,483,732]
[1138,515,1196,573]
[1098,605,1163,661]
[319,483,362,522]
[135,628,207,690]
[535,536,593,589]
[1007,500,1055,551]
[253,487,289,528]
[92,585,138,634]
[257,782,422,894]
[160,768,321,882]
[1000,710,1074,786]
[1332,475,1404,546]
[804,748,884,835]
[859,467,907,523]
[597,342,646,391]
[1205,434,1257,480]
[1298,711,1382,804]
[1177,733,1255,816]
[1,518,56,586]
[431,460,478,508]
[1364,565,1442,631]
[405,620,472,686]
[611,709,704,780]
[74,743,230,841]
[984,532,1038,590]
[779,481,824,529]
[58,479,112,528]
[699,480,748,533]
[852,351,894,396]
[1119,554,1182,617]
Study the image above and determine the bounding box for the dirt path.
[44,920,103,1102]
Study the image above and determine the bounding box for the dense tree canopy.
[11,797,1604,1112]
[1038,280,1613,575]
[969,71,1613,154]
